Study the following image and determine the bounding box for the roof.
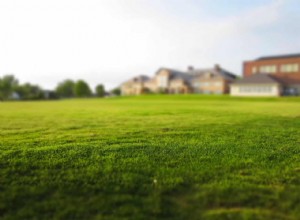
[156,66,238,84]
[232,74,281,85]
[156,68,194,82]
[272,74,300,85]
[156,68,186,76]
[121,75,150,85]
[190,67,237,81]
[255,53,300,61]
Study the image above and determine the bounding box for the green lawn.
[0,95,300,220]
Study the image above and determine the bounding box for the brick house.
[121,65,237,95]
[233,54,300,96]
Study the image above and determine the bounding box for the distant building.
[121,65,237,95]
[121,75,150,95]
[190,65,237,94]
[149,68,193,94]
[239,53,300,96]
[230,74,282,97]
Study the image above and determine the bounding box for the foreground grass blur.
[0,95,300,219]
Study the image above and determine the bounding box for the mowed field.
[0,95,300,220]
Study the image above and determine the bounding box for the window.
[213,82,222,87]
[159,76,168,88]
[202,82,210,87]
[193,82,200,87]
[239,86,272,93]
[252,66,257,74]
[259,65,277,73]
[280,64,299,73]
[196,82,215,87]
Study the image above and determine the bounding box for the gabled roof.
[156,66,237,83]
[255,53,300,61]
[121,75,150,85]
[221,69,238,80]
[156,68,194,82]
[156,68,186,76]
[232,74,281,85]
[190,67,237,81]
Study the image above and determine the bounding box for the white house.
[230,74,282,97]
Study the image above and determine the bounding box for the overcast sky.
[1,0,299,90]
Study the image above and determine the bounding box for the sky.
[0,0,300,90]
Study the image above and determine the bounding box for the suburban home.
[121,75,150,95]
[153,68,193,94]
[120,65,237,95]
[189,65,237,94]
[236,53,300,96]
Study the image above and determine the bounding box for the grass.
[0,95,300,219]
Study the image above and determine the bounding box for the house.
[230,74,282,97]
[190,65,237,94]
[241,53,300,95]
[120,65,237,95]
[244,53,300,77]
[152,68,193,94]
[120,75,150,95]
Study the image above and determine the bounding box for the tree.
[95,84,105,97]
[111,87,121,96]
[15,83,44,100]
[0,75,19,100]
[55,79,75,98]
[44,90,58,100]
[74,80,92,97]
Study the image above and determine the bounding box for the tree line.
[0,74,121,101]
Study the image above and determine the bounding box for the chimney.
[214,64,221,71]
[188,66,194,72]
